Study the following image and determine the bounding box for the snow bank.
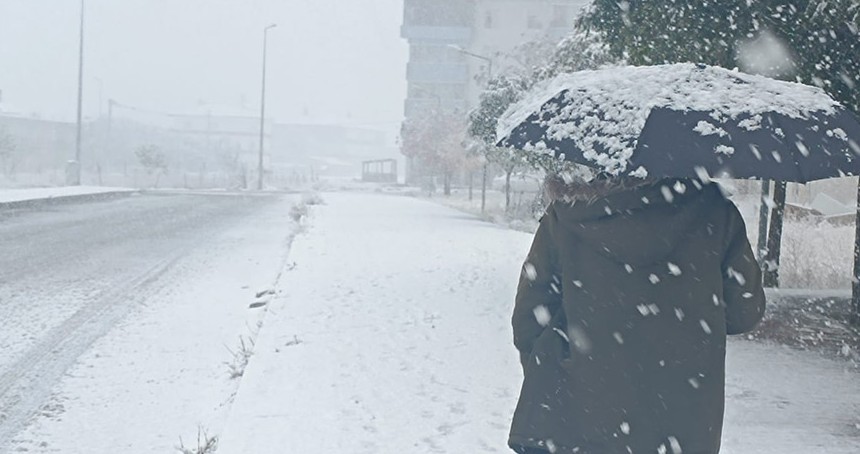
[0,186,135,204]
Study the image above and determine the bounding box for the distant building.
[166,106,271,160]
[401,0,587,117]
[0,113,75,173]
[270,123,395,180]
[166,108,395,182]
[400,0,589,182]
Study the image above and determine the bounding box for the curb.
[0,190,139,210]
[765,287,852,300]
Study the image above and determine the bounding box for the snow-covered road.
[0,192,299,453]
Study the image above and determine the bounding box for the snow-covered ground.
[218,192,860,453]
[2,190,856,453]
[0,186,135,204]
[1,193,300,453]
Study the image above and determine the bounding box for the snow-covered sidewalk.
[219,192,860,454]
[0,185,136,206]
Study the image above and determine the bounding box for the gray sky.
[0,0,408,135]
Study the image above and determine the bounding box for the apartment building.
[400,0,588,183]
[401,0,588,119]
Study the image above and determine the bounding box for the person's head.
[544,164,659,204]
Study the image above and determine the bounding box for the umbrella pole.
[763,181,787,288]
[853,179,860,325]
[757,180,771,261]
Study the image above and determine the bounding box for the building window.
[411,44,467,63]
[403,0,474,27]
[551,5,570,28]
[408,83,466,100]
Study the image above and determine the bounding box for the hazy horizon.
[0,0,409,136]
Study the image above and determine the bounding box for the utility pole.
[257,24,277,191]
[72,0,86,185]
[763,181,787,287]
[757,180,771,260]
[449,45,493,213]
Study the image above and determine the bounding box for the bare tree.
[135,144,168,188]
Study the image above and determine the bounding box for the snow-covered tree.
[135,144,168,188]
[401,111,468,196]
[581,0,860,112]
[532,26,621,81]
[468,75,533,211]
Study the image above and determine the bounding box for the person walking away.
[509,174,766,454]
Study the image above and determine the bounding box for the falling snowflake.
[727,267,747,285]
[748,144,763,160]
[694,166,712,182]
[637,303,662,316]
[668,436,683,454]
[523,262,537,281]
[661,186,674,203]
[569,326,592,354]
[533,305,552,327]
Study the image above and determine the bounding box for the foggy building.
[0,113,75,175]
[400,0,588,183]
[168,107,271,160]
[270,124,394,181]
[401,0,587,115]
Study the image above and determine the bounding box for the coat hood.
[549,178,722,267]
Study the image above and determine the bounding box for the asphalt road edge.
[0,190,139,210]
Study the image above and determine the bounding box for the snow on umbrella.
[497,63,860,183]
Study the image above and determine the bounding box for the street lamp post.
[448,45,493,84]
[257,23,277,191]
[449,45,493,213]
[72,0,86,186]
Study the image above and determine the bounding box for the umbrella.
[497,63,860,183]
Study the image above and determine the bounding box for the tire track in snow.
[0,254,183,449]
[0,193,291,451]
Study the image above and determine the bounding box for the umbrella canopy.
[497,63,860,183]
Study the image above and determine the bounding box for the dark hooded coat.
[509,178,766,454]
